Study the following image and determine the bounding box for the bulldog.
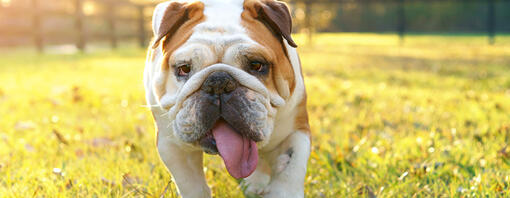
[144,0,310,197]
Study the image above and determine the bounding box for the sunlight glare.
[1,0,11,7]
[83,1,96,16]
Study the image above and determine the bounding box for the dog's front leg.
[264,131,311,198]
[157,137,211,198]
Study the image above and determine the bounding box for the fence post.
[31,0,43,52]
[75,0,85,52]
[397,0,406,45]
[487,0,495,45]
[106,0,117,49]
[137,5,146,48]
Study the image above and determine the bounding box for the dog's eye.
[177,64,191,76]
[249,61,268,73]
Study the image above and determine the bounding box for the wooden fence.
[0,0,161,52]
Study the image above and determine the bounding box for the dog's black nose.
[201,71,238,95]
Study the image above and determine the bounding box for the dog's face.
[148,0,300,178]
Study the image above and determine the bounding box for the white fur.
[201,0,244,27]
[191,0,247,43]
[144,1,310,197]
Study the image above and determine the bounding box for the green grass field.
[1,33,510,197]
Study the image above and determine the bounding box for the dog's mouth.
[199,118,258,179]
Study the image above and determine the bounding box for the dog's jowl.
[144,0,311,197]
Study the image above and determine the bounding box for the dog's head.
[148,0,302,178]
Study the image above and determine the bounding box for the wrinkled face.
[150,0,297,154]
[169,47,280,153]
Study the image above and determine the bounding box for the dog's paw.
[241,172,270,197]
[263,189,304,198]
[243,184,270,198]
[244,191,266,198]
[261,182,304,198]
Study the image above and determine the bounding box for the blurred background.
[1,0,510,197]
[1,0,510,51]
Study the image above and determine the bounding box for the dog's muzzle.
[176,70,266,178]
[173,69,269,153]
[198,71,239,154]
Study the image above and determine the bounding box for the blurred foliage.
[328,1,510,32]
[291,2,339,34]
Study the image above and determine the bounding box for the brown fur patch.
[153,1,205,49]
[241,0,296,98]
[244,0,297,47]
[160,1,205,58]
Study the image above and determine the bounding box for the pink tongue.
[212,120,258,179]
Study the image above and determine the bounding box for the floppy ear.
[151,1,204,49]
[250,0,297,48]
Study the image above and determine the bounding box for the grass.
[1,33,510,197]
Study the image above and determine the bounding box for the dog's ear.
[245,0,297,48]
[151,1,204,49]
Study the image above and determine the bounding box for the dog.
[144,0,310,197]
